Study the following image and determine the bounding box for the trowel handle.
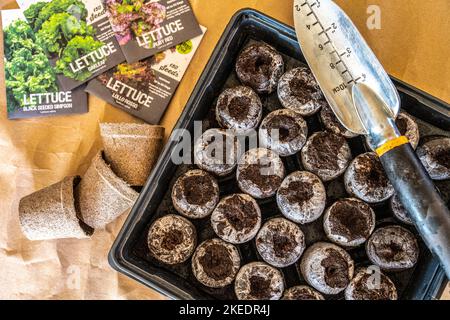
[380,143,450,279]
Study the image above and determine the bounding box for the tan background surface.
[0,0,448,299]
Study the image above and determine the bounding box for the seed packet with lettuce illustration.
[2,9,88,119]
[16,0,125,91]
[85,26,205,124]
[103,0,202,63]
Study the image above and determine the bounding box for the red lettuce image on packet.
[103,0,202,63]
[105,0,166,45]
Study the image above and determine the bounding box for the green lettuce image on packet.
[2,9,88,119]
[85,26,205,124]
[103,0,202,63]
[16,0,126,91]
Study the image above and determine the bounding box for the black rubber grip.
[380,143,450,278]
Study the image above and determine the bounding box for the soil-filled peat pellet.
[234,261,285,300]
[416,136,450,181]
[255,217,305,268]
[258,108,308,157]
[211,194,262,244]
[100,123,165,186]
[235,43,284,95]
[299,242,355,295]
[277,67,324,116]
[366,225,419,271]
[148,214,197,265]
[282,285,324,300]
[19,176,94,241]
[171,169,219,219]
[75,152,139,229]
[192,238,241,288]
[276,171,326,224]
[345,267,397,300]
[344,152,395,203]
[236,148,285,199]
[323,198,376,247]
[194,128,242,176]
[301,131,352,182]
[215,86,262,133]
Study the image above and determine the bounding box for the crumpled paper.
[0,0,448,300]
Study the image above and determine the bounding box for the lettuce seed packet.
[16,0,126,91]
[103,0,202,63]
[2,9,88,119]
[85,26,205,124]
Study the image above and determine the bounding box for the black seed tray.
[109,9,450,300]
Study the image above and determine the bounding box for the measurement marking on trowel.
[304,0,357,85]
[305,2,325,30]
[334,47,353,79]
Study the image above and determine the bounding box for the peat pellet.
[258,108,308,156]
[234,262,285,300]
[299,242,354,295]
[416,136,450,181]
[345,267,398,300]
[301,131,352,182]
[344,152,395,203]
[76,152,139,229]
[19,176,94,241]
[366,225,419,271]
[277,67,323,116]
[323,198,376,247]
[276,171,326,224]
[237,148,285,199]
[171,169,219,219]
[282,285,324,300]
[255,217,305,268]
[148,214,197,265]
[235,43,284,95]
[211,194,262,244]
[215,86,263,133]
[192,238,241,288]
[194,128,242,176]
[100,122,165,186]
